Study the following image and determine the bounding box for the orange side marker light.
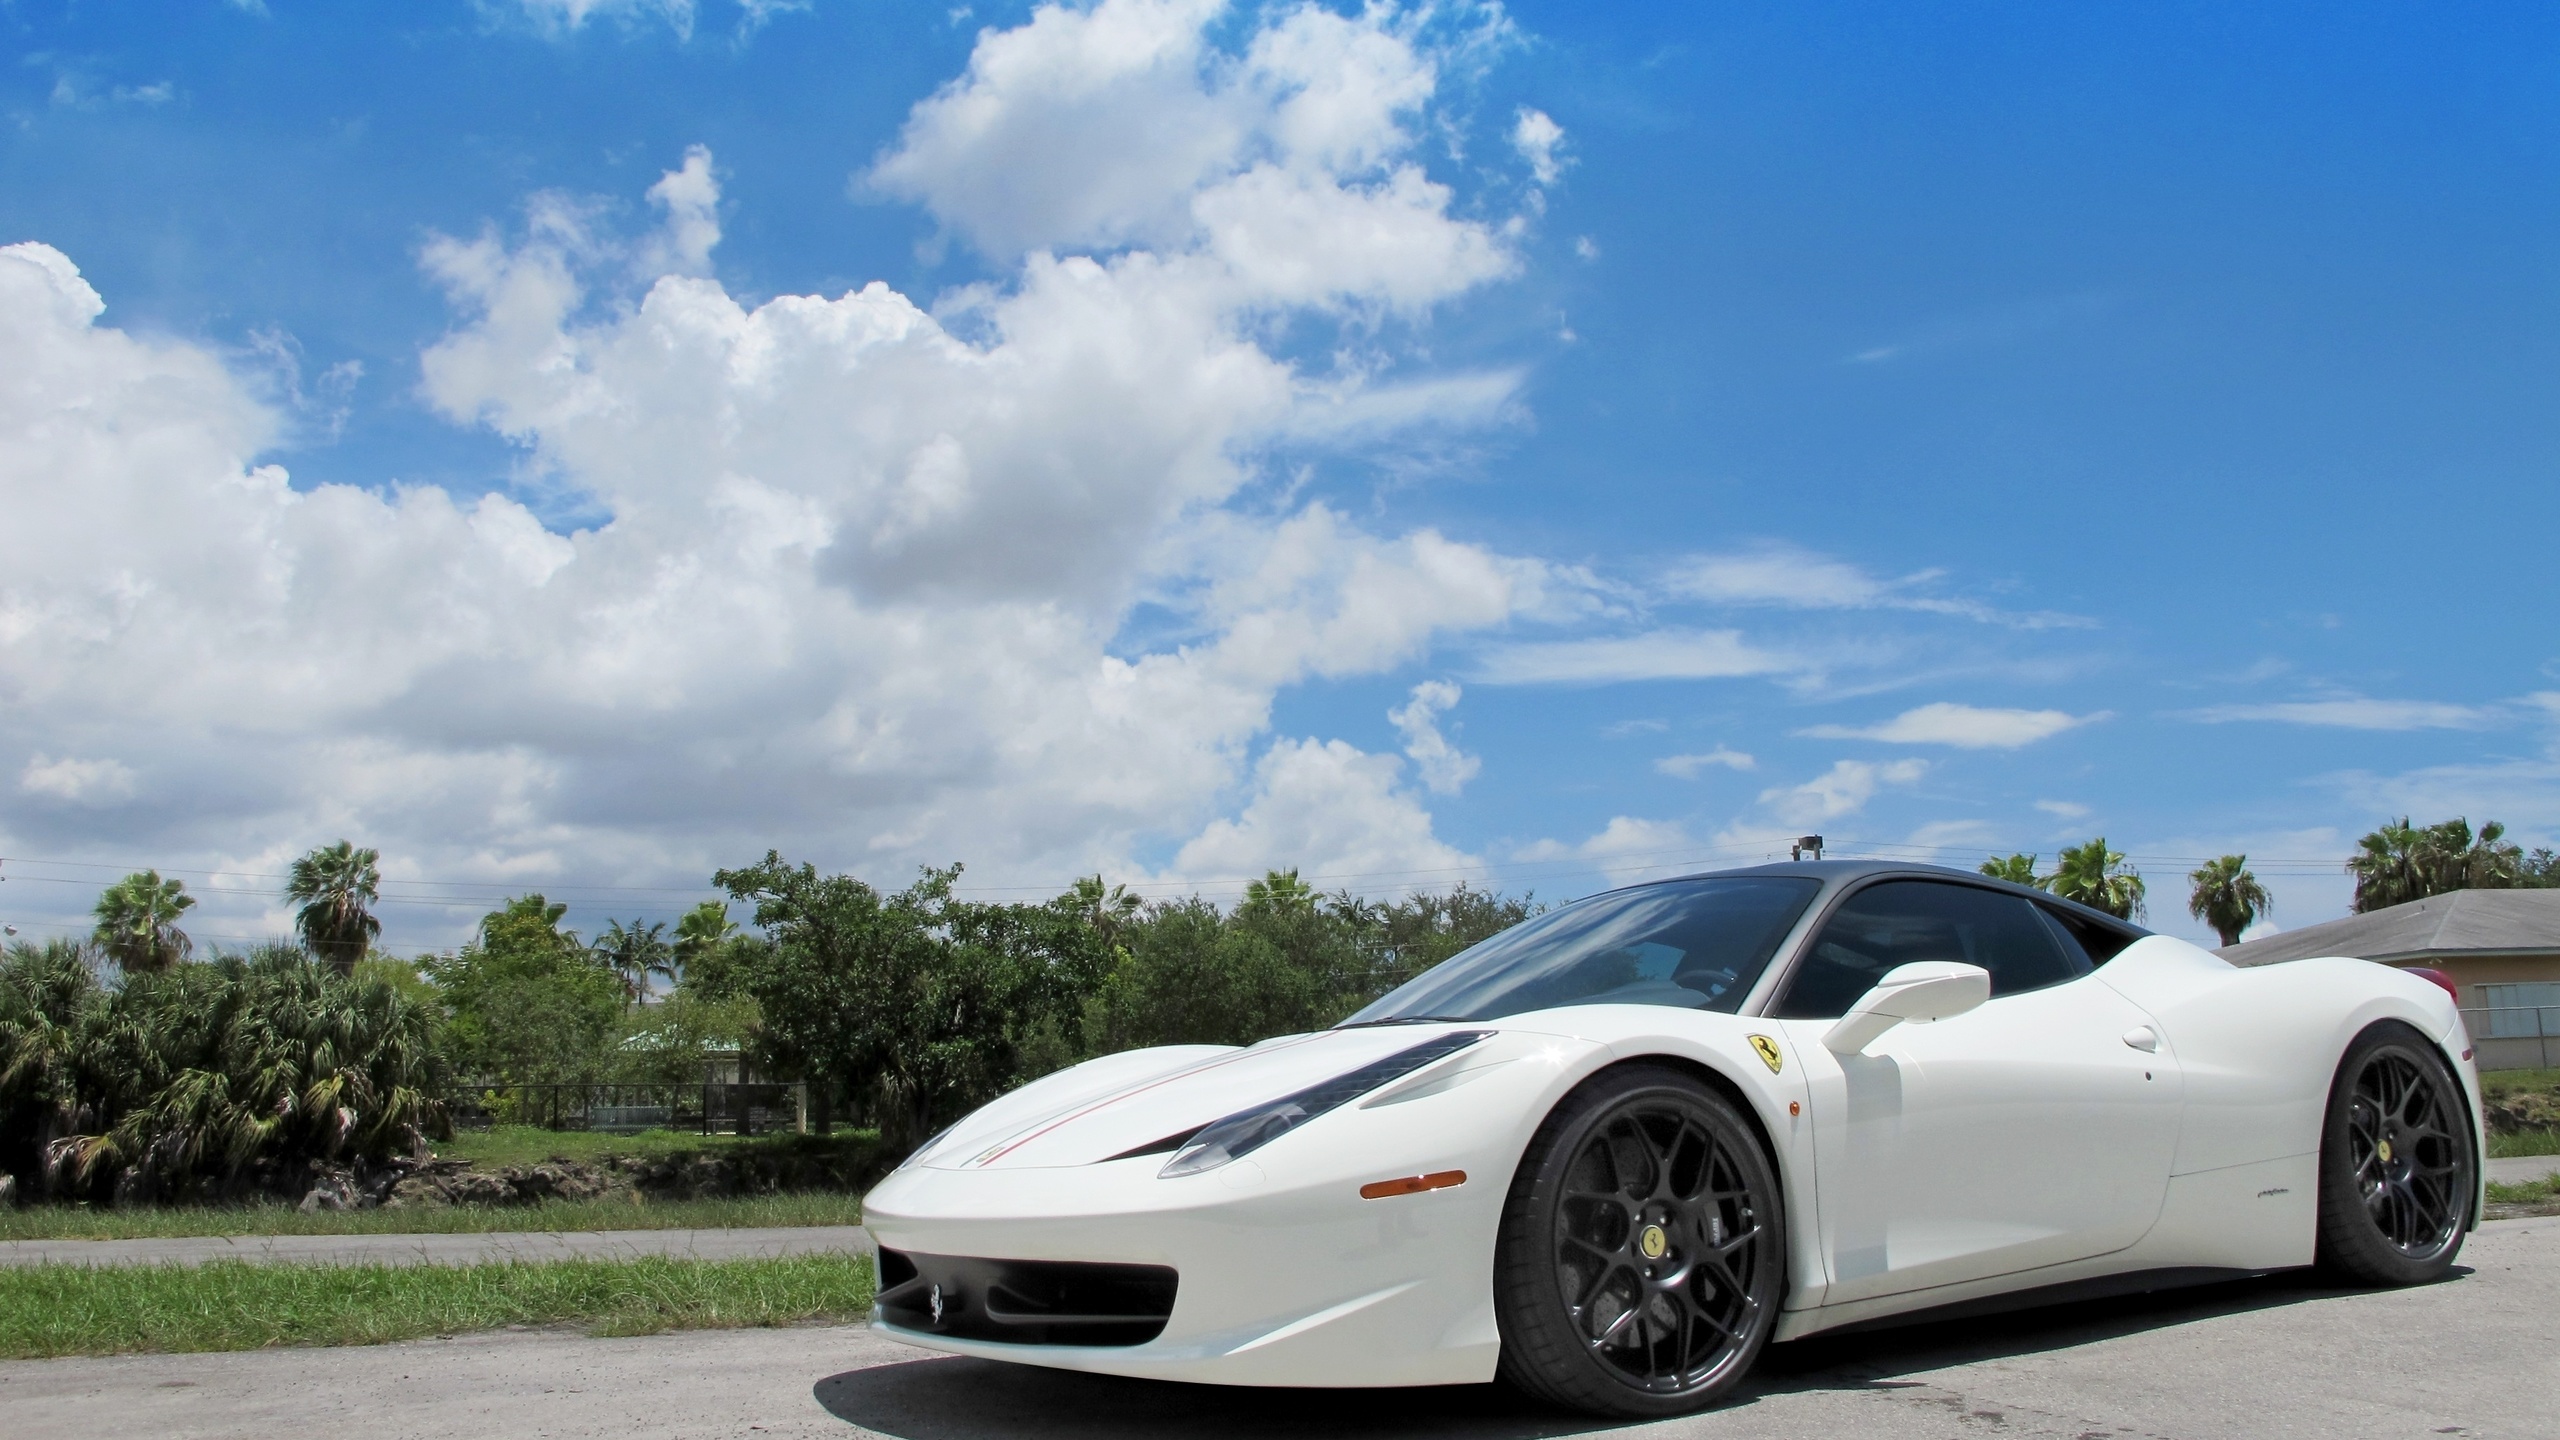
[1789,1101,1800,1117]
[1360,1170,1467,1200]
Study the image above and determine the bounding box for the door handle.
[2122,1026,2159,1053]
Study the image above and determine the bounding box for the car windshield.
[1342,876,1824,1024]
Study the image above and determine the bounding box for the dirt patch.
[228,1136,887,1214]
[377,1143,880,1211]
[2486,1089,2560,1134]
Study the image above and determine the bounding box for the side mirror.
[1822,961,1992,1054]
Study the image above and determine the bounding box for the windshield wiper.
[1333,1014,1476,1029]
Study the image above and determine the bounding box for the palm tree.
[286,841,382,975]
[1070,874,1143,955]
[1978,853,2041,886]
[2347,816,2523,912]
[2042,838,2146,921]
[91,871,195,974]
[672,901,737,977]
[592,919,676,1010]
[2187,855,2271,947]
[1241,868,1318,917]
[2347,817,2427,912]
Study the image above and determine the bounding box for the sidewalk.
[0,1224,875,1269]
[2489,1153,2559,1186]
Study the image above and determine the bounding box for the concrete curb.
[0,1224,877,1269]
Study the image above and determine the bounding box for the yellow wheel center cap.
[1638,1224,1670,1260]
[2378,1139,2394,1164]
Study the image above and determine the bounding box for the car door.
[1768,879,2182,1306]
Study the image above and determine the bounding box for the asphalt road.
[5,1216,2553,1440]
[0,1225,876,1269]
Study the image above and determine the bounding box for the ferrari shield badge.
[1748,1034,1783,1074]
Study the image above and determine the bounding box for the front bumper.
[861,1038,1600,1387]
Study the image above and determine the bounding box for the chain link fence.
[449,1081,811,1135]
[2461,1006,2559,1072]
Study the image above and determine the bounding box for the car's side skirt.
[1791,1265,2274,1341]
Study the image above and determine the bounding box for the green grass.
[2479,1067,2560,1100]
[2487,1128,2560,1159]
[0,1192,866,1242]
[2487,1171,2560,1208]
[0,1254,875,1358]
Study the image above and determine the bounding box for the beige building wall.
[2385,952,2560,1071]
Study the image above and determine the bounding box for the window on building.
[2477,982,2560,1039]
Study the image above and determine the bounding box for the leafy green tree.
[1087,897,1327,1053]
[2526,848,2560,887]
[2042,838,2146,920]
[613,992,762,1089]
[591,918,677,1010]
[1084,881,1538,1054]
[423,896,620,1086]
[2348,817,2524,912]
[2187,854,2272,947]
[91,871,195,975]
[713,854,1110,1147]
[1356,883,1540,994]
[286,841,382,975]
[1978,853,2041,886]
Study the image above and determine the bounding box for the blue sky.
[3,0,2554,952]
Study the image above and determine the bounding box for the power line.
[2,836,2363,912]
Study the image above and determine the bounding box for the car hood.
[915,1024,1499,1171]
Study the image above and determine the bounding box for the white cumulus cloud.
[2186,697,2495,731]
[867,0,1518,316]
[1513,815,1699,886]
[1473,629,1798,686]
[0,2,1552,944]
[1799,702,2101,749]
[1666,542,2093,630]
[1388,680,1480,796]
[1655,748,1754,779]
[20,755,139,805]
[1759,759,1928,827]
[1511,107,1566,184]
[1167,737,1476,886]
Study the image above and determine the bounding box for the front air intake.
[874,1249,1178,1347]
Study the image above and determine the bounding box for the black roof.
[1622,858,2152,938]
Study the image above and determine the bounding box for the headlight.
[1160,1029,1492,1178]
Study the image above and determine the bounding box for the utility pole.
[1790,835,1825,862]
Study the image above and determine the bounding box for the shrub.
[0,941,449,1203]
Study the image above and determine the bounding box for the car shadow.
[811,1267,2472,1439]
[1750,1265,2471,1394]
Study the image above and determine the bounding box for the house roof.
[2217,888,2560,967]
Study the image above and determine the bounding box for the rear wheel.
[2314,1022,2472,1285]
[1493,1065,1785,1418]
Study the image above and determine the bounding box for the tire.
[2314,1022,2473,1286]
[1493,1064,1786,1418]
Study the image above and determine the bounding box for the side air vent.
[874,1249,1178,1347]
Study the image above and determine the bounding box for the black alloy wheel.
[2316,1022,2473,1285]
[1494,1065,1784,1417]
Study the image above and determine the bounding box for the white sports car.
[861,861,2485,1417]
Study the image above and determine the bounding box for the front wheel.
[1492,1064,1785,1418]
[2314,1022,2473,1285]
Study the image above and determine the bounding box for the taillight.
[2407,967,2460,1005]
